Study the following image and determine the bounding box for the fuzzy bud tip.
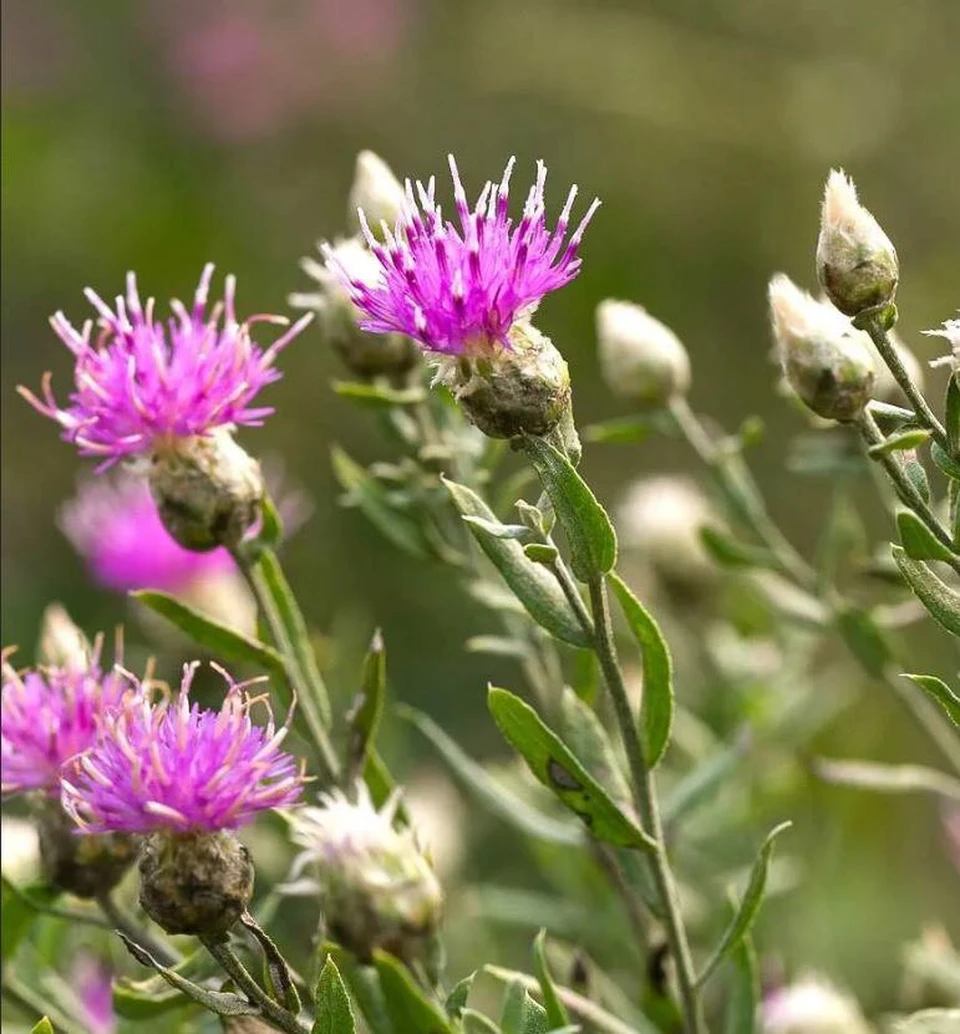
[348,151,406,235]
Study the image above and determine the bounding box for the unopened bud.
[816,169,898,316]
[924,315,960,371]
[35,798,135,898]
[139,830,254,937]
[596,300,691,406]
[435,321,571,439]
[291,237,419,381]
[149,428,264,552]
[348,151,405,234]
[289,787,443,966]
[761,974,870,1034]
[769,274,875,422]
[38,604,92,671]
[1,815,40,884]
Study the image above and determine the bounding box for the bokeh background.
[3,0,959,1016]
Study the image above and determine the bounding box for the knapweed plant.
[2,152,958,1034]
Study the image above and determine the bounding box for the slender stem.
[202,938,309,1034]
[587,575,706,1034]
[856,410,960,567]
[96,892,180,968]
[861,314,949,450]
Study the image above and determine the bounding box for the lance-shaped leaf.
[698,527,778,571]
[696,822,792,987]
[893,545,960,638]
[722,929,759,1034]
[445,972,477,1020]
[313,956,357,1034]
[946,373,960,456]
[608,574,673,768]
[813,758,960,802]
[1,878,60,968]
[522,436,617,581]
[113,948,214,1019]
[835,606,891,676]
[897,511,959,564]
[662,730,750,827]
[399,704,584,846]
[533,930,571,1030]
[31,1021,54,1034]
[372,951,455,1034]
[867,427,932,457]
[333,381,426,407]
[347,630,387,781]
[501,979,549,1034]
[559,688,631,808]
[239,911,301,1014]
[487,687,656,853]
[443,477,592,647]
[903,673,960,728]
[321,944,395,1034]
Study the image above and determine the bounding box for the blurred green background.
[3,0,959,1014]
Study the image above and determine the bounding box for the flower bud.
[435,321,571,439]
[816,169,898,316]
[149,428,264,552]
[761,974,871,1034]
[139,830,254,937]
[38,604,92,671]
[289,788,443,966]
[596,300,691,406]
[769,274,875,422]
[35,798,135,898]
[291,237,419,380]
[348,151,406,234]
[1,815,40,884]
[924,315,960,371]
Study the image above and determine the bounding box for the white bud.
[816,169,898,316]
[769,274,875,422]
[1,815,40,884]
[924,314,960,371]
[761,975,871,1034]
[596,300,691,406]
[348,151,405,233]
[38,604,92,671]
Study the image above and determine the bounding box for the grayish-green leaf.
[559,688,631,807]
[445,972,477,1020]
[896,511,959,563]
[662,730,749,827]
[313,956,356,1034]
[372,951,455,1033]
[524,543,561,565]
[903,673,960,727]
[834,606,892,675]
[113,948,213,1019]
[333,381,426,407]
[501,979,549,1034]
[722,931,758,1034]
[533,930,571,1030]
[347,629,387,779]
[893,545,960,638]
[487,687,656,852]
[463,516,535,541]
[698,527,778,571]
[813,758,960,802]
[463,1009,504,1034]
[931,442,960,482]
[867,427,932,457]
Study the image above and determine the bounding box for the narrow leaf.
[696,822,792,987]
[559,688,631,807]
[463,1009,503,1034]
[722,932,759,1034]
[321,944,395,1034]
[867,427,932,457]
[583,412,674,444]
[699,527,778,571]
[522,436,617,580]
[463,516,534,541]
[813,758,960,802]
[466,636,534,660]
[347,629,387,779]
[524,543,560,565]
[113,948,214,1019]
[333,381,426,407]
[501,979,548,1034]
[533,931,571,1029]
[372,951,455,1033]
[662,731,750,827]
[897,510,958,563]
[892,546,960,638]
[902,673,960,727]
[946,373,960,456]
[239,911,301,1014]
[444,477,592,647]
[398,705,584,846]
[313,956,357,1034]
[834,606,892,676]
[931,441,960,482]
[1,878,60,967]
[445,972,476,1020]
[609,574,674,767]
[487,687,656,852]
[30,1020,54,1034]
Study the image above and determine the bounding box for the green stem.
[202,939,308,1034]
[587,575,707,1034]
[861,314,949,451]
[232,546,340,785]
[96,892,180,968]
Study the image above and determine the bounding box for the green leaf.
[582,414,662,444]
[487,687,656,852]
[533,931,571,1029]
[313,956,357,1034]
[896,511,958,563]
[946,374,960,456]
[813,758,960,801]
[445,972,477,1020]
[258,493,285,549]
[524,543,560,565]
[931,441,960,482]
[333,381,426,407]
[463,1009,503,1034]
[892,545,960,638]
[904,457,931,503]
[131,590,285,676]
[902,673,960,727]
[662,732,749,827]
[113,949,213,1020]
[608,574,674,768]
[698,527,778,571]
[559,688,631,807]
[347,629,387,779]
[1,878,60,967]
[522,436,617,580]
[466,636,534,660]
[722,931,759,1034]
[117,934,258,1017]
[372,951,455,1033]
[398,705,584,846]
[443,477,592,647]
[463,516,534,541]
[835,606,892,676]
[501,980,548,1034]
[321,944,395,1034]
[31,1020,54,1034]
[239,911,301,1014]
[696,822,792,987]
[332,444,430,558]
[867,427,932,457]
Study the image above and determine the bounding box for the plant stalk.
[96,891,180,968]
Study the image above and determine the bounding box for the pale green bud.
[769,273,875,422]
[347,150,405,234]
[596,299,690,406]
[38,604,92,671]
[816,169,898,316]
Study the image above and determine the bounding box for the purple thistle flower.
[19,264,312,468]
[61,663,305,834]
[73,954,116,1034]
[1,643,126,796]
[325,155,600,357]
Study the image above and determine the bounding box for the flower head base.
[816,169,898,316]
[20,265,311,467]
[761,974,870,1034]
[1,640,126,796]
[288,785,443,965]
[61,662,304,834]
[327,155,599,358]
[768,273,875,422]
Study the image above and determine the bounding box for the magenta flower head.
[21,266,313,552]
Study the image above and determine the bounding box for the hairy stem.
[96,892,180,968]
[587,575,707,1034]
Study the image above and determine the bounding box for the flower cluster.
[20,265,310,467]
[326,155,599,357]
[62,663,305,834]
